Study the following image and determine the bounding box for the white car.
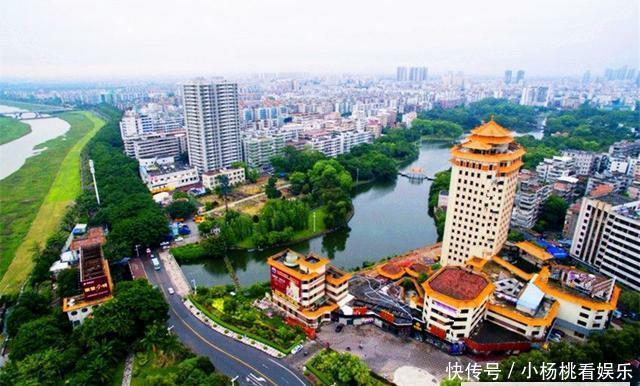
[167,287,175,295]
[291,344,303,355]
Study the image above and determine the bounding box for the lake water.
[0,105,71,180]
[181,141,452,287]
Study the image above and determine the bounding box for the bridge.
[398,167,434,181]
[0,109,69,120]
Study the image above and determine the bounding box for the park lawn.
[0,116,31,145]
[0,98,65,112]
[0,111,105,294]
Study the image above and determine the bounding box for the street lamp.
[135,244,140,258]
[89,159,101,206]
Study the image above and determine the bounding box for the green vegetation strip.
[188,295,303,355]
[0,111,105,293]
[0,116,31,145]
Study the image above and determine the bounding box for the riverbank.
[0,111,105,293]
[0,116,31,145]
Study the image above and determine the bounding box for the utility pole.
[89,159,101,206]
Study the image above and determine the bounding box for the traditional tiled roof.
[470,118,514,138]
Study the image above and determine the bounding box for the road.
[140,255,309,386]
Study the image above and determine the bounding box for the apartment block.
[570,194,640,291]
[511,171,552,228]
[201,168,245,190]
[535,156,575,183]
[182,79,242,173]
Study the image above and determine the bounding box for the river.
[0,105,71,180]
[181,141,452,287]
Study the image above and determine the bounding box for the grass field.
[0,111,105,294]
[0,98,66,112]
[0,116,31,145]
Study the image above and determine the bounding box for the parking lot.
[291,323,476,384]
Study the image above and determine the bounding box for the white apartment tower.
[182,79,242,173]
[440,119,525,266]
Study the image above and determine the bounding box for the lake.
[181,141,452,287]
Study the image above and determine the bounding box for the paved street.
[141,255,309,386]
[315,323,475,383]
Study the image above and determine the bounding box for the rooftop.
[595,193,635,207]
[70,227,106,251]
[469,118,514,138]
[144,161,195,176]
[427,267,490,301]
[516,241,553,262]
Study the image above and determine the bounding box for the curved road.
[141,256,309,386]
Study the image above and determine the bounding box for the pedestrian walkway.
[121,353,134,386]
[158,250,191,296]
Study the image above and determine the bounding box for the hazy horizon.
[1,0,638,81]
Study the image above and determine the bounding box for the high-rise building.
[582,70,591,85]
[440,119,525,266]
[409,66,428,82]
[504,70,512,84]
[396,66,408,81]
[182,79,242,173]
[570,195,640,291]
[515,70,525,83]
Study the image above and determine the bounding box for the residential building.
[586,171,632,196]
[561,150,598,176]
[515,70,525,83]
[242,134,285,169]
[535,156,575,183]
[268,249,351,329]
[609,140,640,159]
[440,119,524,266]
[570,194,640,291]
[182,79,242,173]
[396,67,408,82]
[511,172,552,228]
[201,167,245,190]
[126,131,187,160]
[139,157,199,193]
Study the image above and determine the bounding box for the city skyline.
[1,0,638,81]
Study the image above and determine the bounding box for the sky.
[0,0,638,80]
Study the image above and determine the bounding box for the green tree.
[534,195,569,233]
[214,174,233,213]
[508,230,526,242]
[56,267,79,298]
[9,316,66,361]
[289,171,307,195]
[618,290,640,314]
[265,176,281,199]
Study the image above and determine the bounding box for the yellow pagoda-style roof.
[461,140,492,151]
[470,118,514,138]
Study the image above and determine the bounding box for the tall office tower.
[582,70,591,85]
[515,70,525,83]
[182,79,242,173]
[396,66,408,81]
[440,118,525,266]
[570,195,640,291]
[504,70,512,84]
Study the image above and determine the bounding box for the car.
[168,287,175,295]
[291,344,303,355]
[551,329,566,337]
[335,324,344,333]
[549,335,561,343]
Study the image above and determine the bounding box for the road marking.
[268,358,307,386]
[151,268,280,386]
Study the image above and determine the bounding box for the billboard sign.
[82,276,111,300]
[271,267,301,304]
